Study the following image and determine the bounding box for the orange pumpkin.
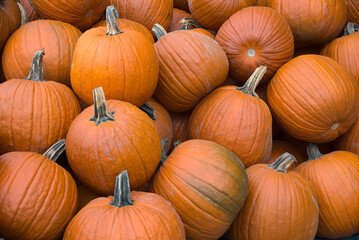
[179,18,215,39]
[295,144,359,239]
[346,0,359,23]
[168,8,192,32]
[76,182,102,213]
[266,140,305,170]
[336,116,359,155]
[169,110,191,151]
[0,140,78,240]
[0,0,21,51]
[19,0,39,21]
[174,0,189,12]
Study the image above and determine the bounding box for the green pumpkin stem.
[109,170,134,207]
[43,139,66,162]
[307,143,323,160]
[237,66,267,97]
[173,140,181,148]
[89,87,116,126]
[139,103,156,120]
[152,23,167,40]
[160,138,169,163]
[25,49,46,82]
[17,2,29,26]
[179,18,203,30]
[106,5,123,35]
[344,22,359,36]
[268,152,296,173]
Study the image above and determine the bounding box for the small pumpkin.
[168,8,192,32]
[19,0,39,21]
[266,140,305,170]
[0,0,21,51]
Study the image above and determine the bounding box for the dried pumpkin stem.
[17,2,29,26]
[160,138,169,164]
[344,22,359,36]
[139,103,156,120]
[179,18,203,30]
[110,170,134,207]
[268,152,296,173]
[105,5,123,35]
[237,66,267,97]
[152,23,167,40]
[307,143,323,160]
[25,49,46,82]
[43,139,66,162]
[173,140,181,148]
[89,87,116,126]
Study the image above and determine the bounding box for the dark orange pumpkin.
[169,110,191,152]
[64,170,186,239]
[189,66,272,168]
[336,116,359,155]
[346,0,359,24]
[266,140,305,170]
[267,55,359,143]
[76,182,102,213]
[0,50,81,154]
[174,0,189,12]
[295,144,359,239]
[0,0,21,51]
[19,0,39,21]
[179,18,215,39]
[228,153,319,240]
[168,8,192,32]
[71,6,159,106]
[151,139,249,240]
[0,140,78,240]
[215,6,294,84]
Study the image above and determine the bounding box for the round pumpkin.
[295,144,359,239]
[336,116,359,155]
[215,6,294,84]
[179,18,215,39]
[2,19,82,86]
[0,140,78,240]
[346,0,359,23]
[64,170,185,239]
[152,24,228,112]
[228,153,319,240]
[174,0,189,12]
[267,54,359,143]
[66,87,161,195]
[267,0,346,48]
[0,0,21,51]
[19,0,39,21]
[168,8,192,32]
[151,139,249,240]
[71,6,159,106]
[189,66,272,168]
[0,49,81,154]
[266,140,305,170]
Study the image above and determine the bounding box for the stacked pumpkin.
[1,0,359,239]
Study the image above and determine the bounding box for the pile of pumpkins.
[0,0,359,239]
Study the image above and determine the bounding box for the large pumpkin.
[267,54,359,143]
[0,140,78,240]
[215,6,294,84]
[0,49,81,154]
[228,153,319,240]
[346,0,359,23]
[0,0,21,51]
[189,66,272,168]
[2,19,82,86]
[267,0,346,48]
[151,139,249,240]
[295,144,359,239]
[71,6,159,106]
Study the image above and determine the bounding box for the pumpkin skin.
[295,144,359,239]
[228,153,319,240]
[266,140,305,170]
[188,0,256,31]
[189,67,272,168]
[215,6,294,84]
[76,182,102,213]
[0,0,21,51]
[169,110,191,151]
[169,8,192,32]
[346,0,359,23]
[2,19,82,86]
[0,140,78,240]
[267,0,346,48]
[336,116,359,155]
[19,0,39,21]
[29,0,106,31]
[151,139,249,240]
[174,0,189,12]
[267,55,359,143]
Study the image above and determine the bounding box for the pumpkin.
[215,6,294,84]
[228,153,319,240]
[168,8,192,32]
[266,140,305,170]
[170,110,191,151]
[108,0,173,32]
[151,139,249,240]
[174,0,189,12]
[256,0,267,5]
[0,0,21,51]
[267,54,359,143]
[0,49,81,154]
[71,6,159,106]
[64,170,186,239]
[76,182,101,213]
[152,24,228,112]
[179,18,215,39]
[0,140,78,240]
[66,87,161,195]
[2,19,82,86]
[346,0,359,24]
[189,66,272,168]
[188,0,256,31]
[295,144,359,239]
[267,0,346,48]
[321,23,359,84]
[19,0,39,21]
[336,116,359,155]
[28,0,106,31]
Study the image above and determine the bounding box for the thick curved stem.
[237,66,267,97]
[268,152,296,173]
[307,143,323,160]
[109,170,134,207]
[105,5,123,35]
[17,2,29,26]
[152,23,167,40]
[139,103,156,120]
[344,23,359,36]
[179,18,203,30]
[89,87,116,126]
[43,139,66,162]
[25,49,46,82]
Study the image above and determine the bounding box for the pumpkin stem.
[25,49,46,82]
[268,152,296,173]
[17,2,29,26]
[179,18,203,30]
[160,138,169,163]
[152,23,167,40]
[344,23,359,36]
[307,143,323,160]
[236,66,267,97]
[43,139,66,162]
[89,87,116,126]
[105,5,123,35]
[173,140,181,148]
[109,170,134,207]
[139,103,156,120]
